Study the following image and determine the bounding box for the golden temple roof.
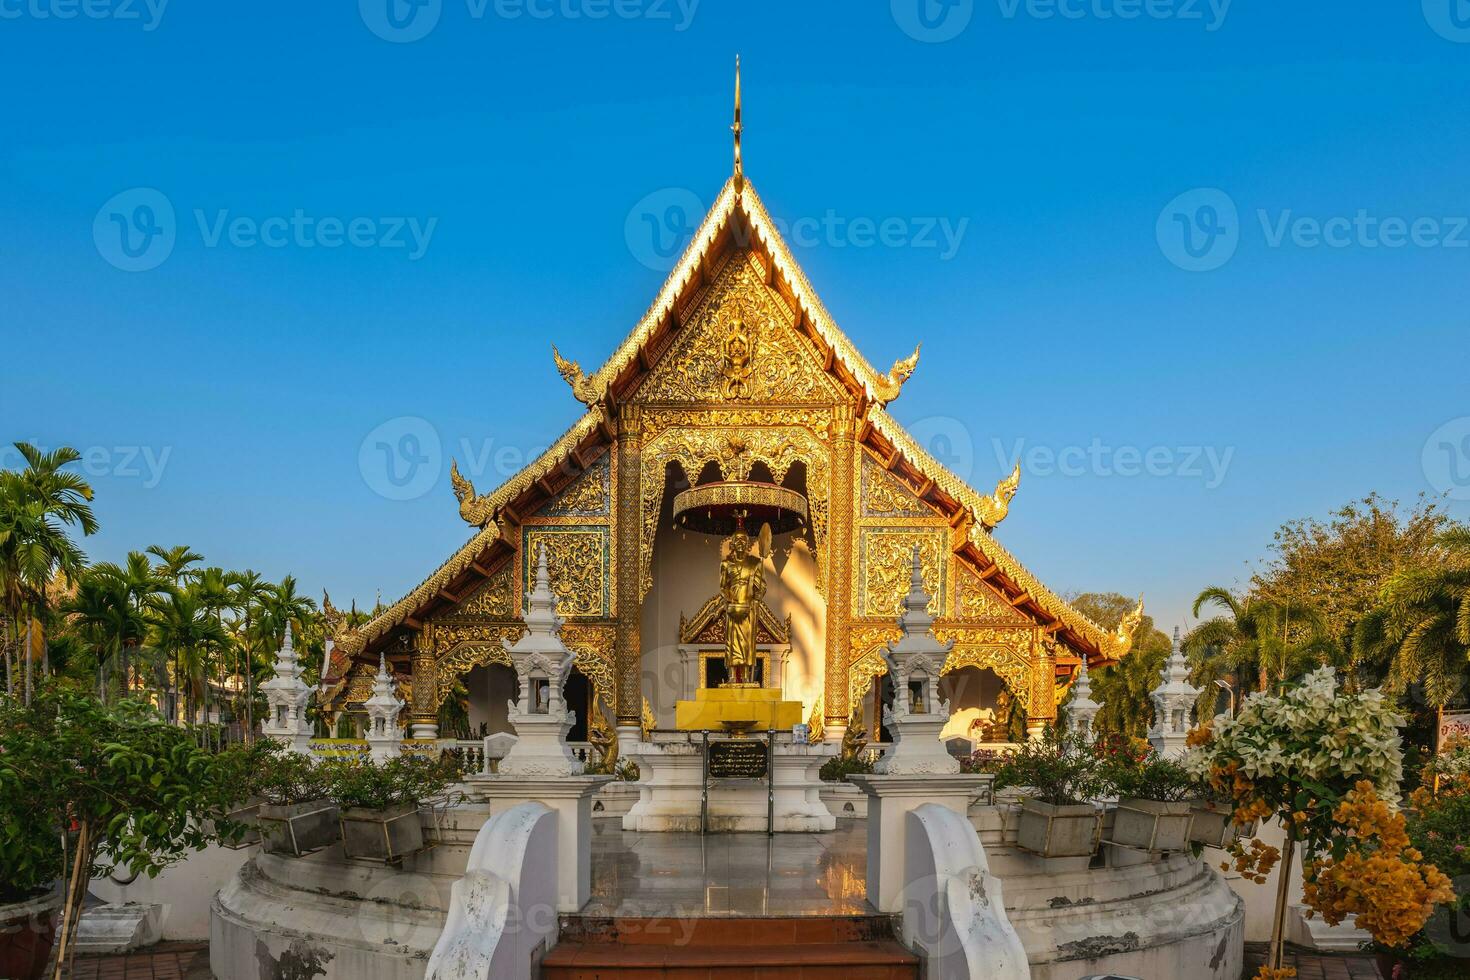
[339,172,1138,665]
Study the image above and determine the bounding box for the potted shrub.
[1187,796,1257,849]
[1106,753,1199,853]
[255,751,339,857]
[325,756,453,862]
[994,732,1104,858]
[0,686,246,977]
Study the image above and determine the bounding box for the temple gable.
[631,250,848,407]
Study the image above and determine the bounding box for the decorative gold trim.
[672,481,808,524]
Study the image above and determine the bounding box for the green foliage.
[0,685,244,903]
[252,749,331,806]
[1067,592,1172,738]
[1367,784,1470,975]
[993,731,1106,806]
[322,755,455,810]
[1102,752,1201,802]
[820,754,874,782]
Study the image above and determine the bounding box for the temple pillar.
[1026,636,1056,742]
[823,406,857,741]
[613,403,643,737]
[410,627,439,739]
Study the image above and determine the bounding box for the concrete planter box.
[1188,800,1257,849]
[339,804,425,862]
[208,798,264,850]
[1015,799,1100,857]
[0,885,62,980]
[258,800,340,857]
[1112,798,1194,853]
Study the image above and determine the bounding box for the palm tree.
[227,570,272,741]
[150,591,228,728]
[1190,587,1337,696]
[146,544,204,586]
[0,444,97,701]
[1092,639,1171,737]
[63,571,147,701]
[1355,527,1470,720]
[90,552,173,707]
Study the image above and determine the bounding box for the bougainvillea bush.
[1364,750,1470,978]
[1186,667,1455,977]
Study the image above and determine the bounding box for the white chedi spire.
[365,652,406,760]
[1067,658,1102,738]
[1149,626,1201,758]
[874,547,959,775]
[496,546,584,776]
[260,622,313,753]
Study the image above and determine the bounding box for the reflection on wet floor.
[585,817,872,917]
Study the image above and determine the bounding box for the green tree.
[146,543,204,586]
[1355,525,1470,718]
[89,552,173,707]
[1253,494,1447,684]
[1189,588,1337,696]
[0,443,97,702]
[149,591,229,727]
[1067,592,1172,738]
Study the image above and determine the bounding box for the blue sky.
[3,1,1469,632]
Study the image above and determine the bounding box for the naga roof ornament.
[975,460,1022,529]
[1101,595,1145,659]
[873,343,921,405]
[551,344,599,406]
[450,459,496,527]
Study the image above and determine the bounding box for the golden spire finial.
[732,54,743,191]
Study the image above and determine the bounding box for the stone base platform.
[622,731,836,833]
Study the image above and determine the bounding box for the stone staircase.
[541,913,920,978]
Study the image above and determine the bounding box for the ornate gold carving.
[679,594,790,646]
[860,452,932,518]
[522,527,609,618]
[672,480,807,524]
[539,452,611,518]
[955,567,1027,623]
[859,527,948,619]
[941,644,1036,715]
[634,253,842,405]
[638,423,831,600]
[454,563,515,619]
[410,628,438,724]
[807,701,825,743]
[719,304,755,400]
[975,461,1021,529]
[1101,595,1144,660]
[872,343,920,405]
[552,344,599,405]
[1030,638,1058,720]
[451,459,497,528]
[823,408,856,723]
[614,406,644,725]
[641,697,657,739]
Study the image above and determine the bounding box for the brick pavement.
[1245,942,1385,979]
[64,941,210,980]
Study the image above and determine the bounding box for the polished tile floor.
[585,818,873,917]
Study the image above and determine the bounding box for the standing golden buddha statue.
[719,529,765,686]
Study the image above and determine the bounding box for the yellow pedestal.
[675,686,804,732]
